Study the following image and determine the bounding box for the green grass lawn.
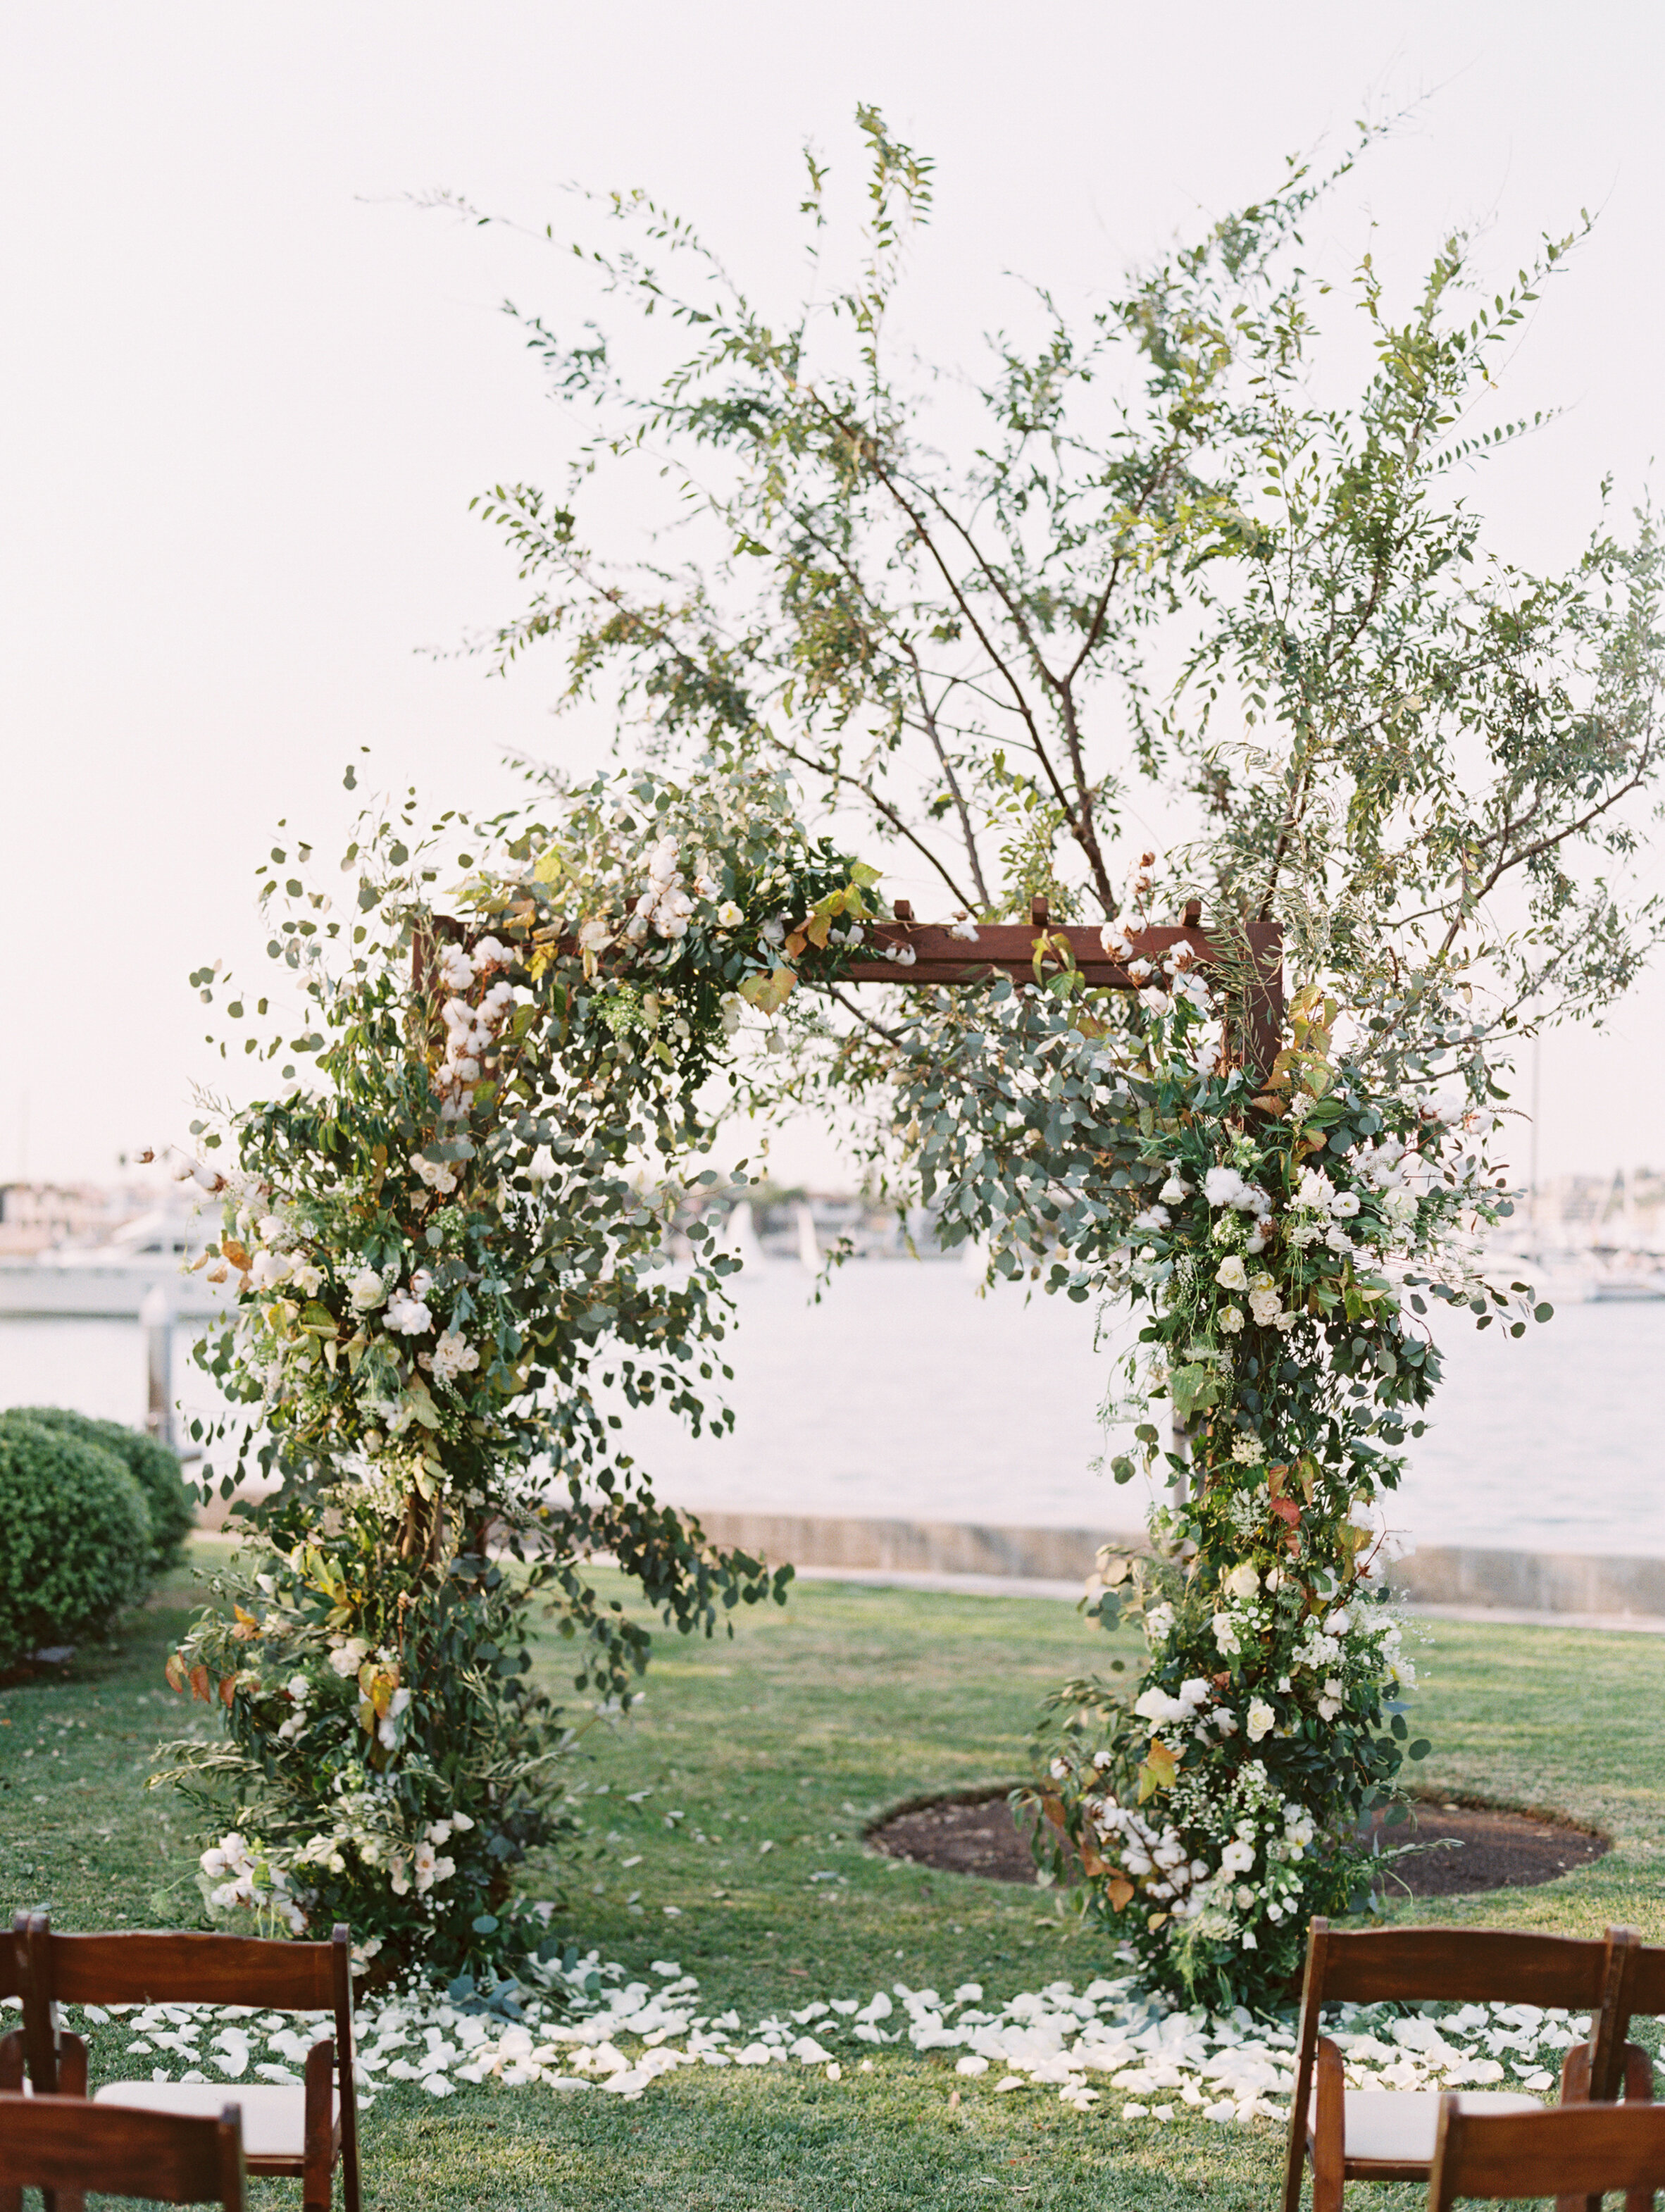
[3,1541,1662,2209]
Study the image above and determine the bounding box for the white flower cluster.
[436,939,515,1121]
[628,838,695,943]
[33,1956,1612,2128]
[197,1832,304,1934]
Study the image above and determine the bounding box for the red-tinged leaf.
[164,1652,187,1694]
[189,1665,211,1703]
[218,1675,237,1707]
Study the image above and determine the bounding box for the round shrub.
[4,1408,194,1572]
[0,1420,152,1665]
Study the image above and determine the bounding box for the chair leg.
[303,2034,335,2212]
[0,2029,20,2212]
[1625,2042,1654,2104]
[1623,2044,1657,2211]
[1311,2038,1345,2212]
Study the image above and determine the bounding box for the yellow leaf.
[1107,1873,1135,1913]
[1137,1739,1178,1801]
[532,848,565,885]
[804,909,832,950]
[738,966,797,1014]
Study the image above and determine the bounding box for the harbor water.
[0,1262,1657,1558]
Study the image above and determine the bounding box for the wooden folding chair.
[0,2090,246,2212]
[15,1915,358,2212]
[1427,2090,1665,2211]
[1283,1919,1640,2212]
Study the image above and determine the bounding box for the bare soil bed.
[868,1788,1608,1898]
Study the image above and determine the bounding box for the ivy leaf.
[1170,1362,1226,1420]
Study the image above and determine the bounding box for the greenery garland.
[846,876,1541,2011]
[157,762,878,1982]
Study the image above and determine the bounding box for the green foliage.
[157,762,876,1980]
[10,1408,194,1573]
[465,111,1664,1056]
[0,1417,152,1663]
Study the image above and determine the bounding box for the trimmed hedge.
[0,1419,152,1664]
[4,1408,194,1571]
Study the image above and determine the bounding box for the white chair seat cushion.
[93,2080,330,2161]
[1336,2089,1542,2166]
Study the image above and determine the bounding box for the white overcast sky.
[3,1,1663,1191]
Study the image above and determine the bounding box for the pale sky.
[4,1,1662,1191]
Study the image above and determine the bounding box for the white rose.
[1328,1188,1361,1218]
[329,1639,368,1677]
[1245,1698,1276,1742]
[716,900,744,927]
[1218,1305,1245,1334]
[348,1268,387,1315]
[1215,1255,1249,1291]
[1222,1564,1260,1602]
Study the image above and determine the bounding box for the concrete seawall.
[690,1510,1665,1625]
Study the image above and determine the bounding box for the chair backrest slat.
[1430,2092,1665,2208]
[0,2090,245,2209]
[39,1928,336,2008]
[1317,1926,1612,2006]
[1620,1944,1665,2018]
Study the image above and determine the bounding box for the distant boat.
[1589,1267,1665,1302]
[0,1205,227,1321]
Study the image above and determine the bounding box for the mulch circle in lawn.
[867,1787,1608,1898]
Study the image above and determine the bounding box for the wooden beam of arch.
[421,897,1285,1074]
[842,897,1284,1076]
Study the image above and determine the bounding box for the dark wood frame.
[11,1915,359,2212]
[0,2091,247,2212]
[1428,2091,1665,2211]
[1283,1918,1640,2212]
[420,895,1286,1075]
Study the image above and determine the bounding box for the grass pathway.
[2,1542,1661,2208]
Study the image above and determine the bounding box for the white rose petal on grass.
[956,2055,990,2076]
